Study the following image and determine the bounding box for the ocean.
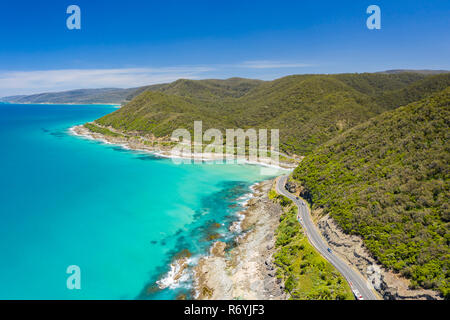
[0,103,282,299]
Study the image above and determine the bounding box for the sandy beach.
[70,123,298,170]
[71,123,291,300]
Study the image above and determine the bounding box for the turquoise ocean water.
[0,103,282,299]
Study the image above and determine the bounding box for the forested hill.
[293,88,450,297]
[0,78,262,105]
[94,72,450,155]
[125,77,263,101]
[86,71,450,296]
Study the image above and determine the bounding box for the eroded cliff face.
[316,214,441,300]
[284,179,441,300]
[194,175,442,300]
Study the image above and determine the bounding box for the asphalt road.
[276,175,379,300]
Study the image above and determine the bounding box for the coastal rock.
[156,257,189,290]
[194,179,287,300]
[210,241,226,257]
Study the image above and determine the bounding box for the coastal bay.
[0,103,281,299]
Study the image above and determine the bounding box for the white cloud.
[0,60,313,97]
[0,67,214,97]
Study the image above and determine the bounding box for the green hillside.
[124,77,263,101]
[292,88,450,296]
[96,91,231,137]
[95,73,449,155]
[87,72,450,297]
[375,73,450,110]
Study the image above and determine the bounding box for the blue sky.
[0,0,449,96]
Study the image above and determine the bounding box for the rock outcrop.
[194,180,287,300]
[316,213,442,300]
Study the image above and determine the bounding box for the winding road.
[276,175,379,300]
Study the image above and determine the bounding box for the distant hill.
[2,70,446,104]
[94,73,450,154]
[0,77,263,105]
[85,71,450,296]
[293,88,450,297]
[128,77,264,101]
[0,88,138,104]
[378,69,450,75]
[375,73,450,109]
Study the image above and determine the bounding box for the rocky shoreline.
[71,124,291,299]
[70,123,298,170]
[194,179,288,300]
[71,123,441,300]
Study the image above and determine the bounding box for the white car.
[352,289,364,300]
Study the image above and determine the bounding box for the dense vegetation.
[127,77,263,101]
[88,71,449,297]
[95,73,450,155]
[0,78,263,104]
[293,88,450,297]
[269,191,354,300]
[83,123,123,137]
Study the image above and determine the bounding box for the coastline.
[70,123,292,300]
[70,122,436,300]
[69,122,442,300]
[1,102,122,106]
[69,124,298,170]
[194,179,287,300]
